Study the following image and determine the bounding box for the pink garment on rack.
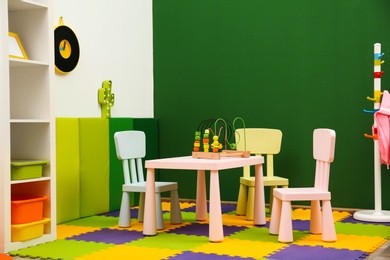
[374,90,390,168]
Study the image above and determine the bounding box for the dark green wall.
[152,0,390,209]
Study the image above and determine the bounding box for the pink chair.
[269,128,336,243]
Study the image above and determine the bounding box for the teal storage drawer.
[11,160,48,180]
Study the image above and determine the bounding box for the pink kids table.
[143,155,266,242]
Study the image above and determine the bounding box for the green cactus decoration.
[98,80,115,118]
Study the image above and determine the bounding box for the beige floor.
[366,239,390,259]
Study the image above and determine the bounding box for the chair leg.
[310,200,322,234]
[269,196,281,235]
[170,189,182,224]
[269,185,288,212]
[118,192,131,227]
[155,192,164,230]
[236,183,247,216]
[322,200,337,242]
[269,186,275,212]
[138,192,145,223]
[246,186,255,220]
[278,200,293,243]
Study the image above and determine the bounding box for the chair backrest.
[114,130,146,184]
[313,128,336,191]
[235,128,282,178]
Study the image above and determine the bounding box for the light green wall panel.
[56,118,80,224]
[79,118,109,217]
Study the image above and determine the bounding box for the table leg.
[143,168,157,235]
[254,163,266,225]
[196,169,207,221]
[209,170,223,242]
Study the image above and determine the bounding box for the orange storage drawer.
[11,195,48,224]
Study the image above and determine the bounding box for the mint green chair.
[114,130,182,229]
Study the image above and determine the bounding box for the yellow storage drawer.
[11,218,50,242]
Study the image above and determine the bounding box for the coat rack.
[353,43,390,222]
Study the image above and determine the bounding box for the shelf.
[11,177,50,185]
[11,119,50,123]
[10,58,49,67]
[8,0,48,11]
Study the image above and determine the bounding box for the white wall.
[53,0,154,118]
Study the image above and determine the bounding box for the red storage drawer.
[11,195,48,224]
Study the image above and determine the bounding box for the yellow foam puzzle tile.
[110,219,144,232]
[57,225,102,239]
[157,221,194,232]
[74,244,181,260]
[221,214,254,226]
[221,214,270,227]
[332,210,352,221]
[161,201,172,211]
[192,237,286,259]
[294,233,387,253]
[292,208,351,221]
[161,201,197,211]
[292,208,311,220]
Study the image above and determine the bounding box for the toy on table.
[192,117,249,159]
[203,129,210,152]
[211,135,223,152]
[193,131,201,152]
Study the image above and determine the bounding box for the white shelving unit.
[0,0,56,253]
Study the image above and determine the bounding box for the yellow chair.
[235,128,288,220]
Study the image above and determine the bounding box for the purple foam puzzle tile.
[262,219,311,231]
[167,223,247,237]
[182,203,236,214]
[100,210,121,218]
[221,204,237,213]
[292,219,310,231]
[167,223,209,236]
[182,205,197,213]
[169,251,253,259]
[67,228,144,244]
[268,244,368,260]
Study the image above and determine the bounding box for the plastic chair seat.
[273,187,330,201]
[240,176,289,187]
[123,182,178,193]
